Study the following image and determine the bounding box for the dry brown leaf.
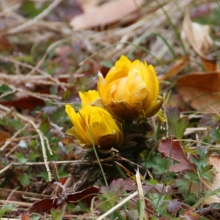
[0,31,14,52]
[181,209,201,220]
[0,130,11,147]
[177,72,220,113]
[182,10,213,57]
[158,138,196,172]
[70,0,144,30]
[202,155,220,205]
[78,0,103,11]
[159,55,190,81]
[201,57,218,72]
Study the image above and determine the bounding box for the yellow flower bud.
[79,90,100,107]
[65,104,123,149]
[97,55,163,120]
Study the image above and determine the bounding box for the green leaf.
[173,116,189,139]
[37,171,49,181]
[51,207,64,220]
[20,1,48,18]
[176,179,188,195]
[14,152,28,163]
[40,119,50,134]
[145,153,169,175]
[185,193,197,205]
[0,84,13,100]
[184,171,199,184]
[0,117,22,132]
[166,107,179,125]
[210,128,220,143]
[30,152,40,162]
[0,204,16,218]
[166,107,188,138]
[18,173,31,186]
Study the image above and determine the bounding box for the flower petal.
[79,90,100,107]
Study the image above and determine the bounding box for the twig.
[0,200,32,207]
[0,160,110,175]
[27,38,69,76]
[0,55,67,90]
[5,144,19,157]
[6,0,63,35]
[0,104,52,181]
[0,188,51,198]
[0,162,13,175]
[1,82,62,102]
[0,123,30,151]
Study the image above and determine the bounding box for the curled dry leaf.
[158,138,196,172]
[70,0,144,30]
[177,72,220,113]
[182,10,213,57]
[159,55,190,81]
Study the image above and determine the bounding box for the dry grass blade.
[136,168,148,220]
[96,191,139,220]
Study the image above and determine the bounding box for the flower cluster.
[66,55,163,149]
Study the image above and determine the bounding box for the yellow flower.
[97,55,163,120]
[65,104,123,149]
[79,90,100,107]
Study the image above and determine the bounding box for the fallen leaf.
[143,184,172,195]
[158,138,196,172]
[202,155,220,205]
[201,57,218,72]
[70,0,144,30]
[50,0,83,21]
[167,199,182,216]
[182,9,213,57]
[181,208,201,220]
[177,72,220,113]
[0,130,11,147]
[78,0,103,11]
[28,186,99,214]
[159,56,189,81]
[101,178,136,196]
[0,96,45,112]
[0,31,14,52]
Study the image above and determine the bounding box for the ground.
[0,0,220,219]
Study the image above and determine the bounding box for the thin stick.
[0,104,52,181]
[0,160,111,175]
[27,39,69,76]
[0,55,67,89]
[0,123,30,151]
[6,0,63,35]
